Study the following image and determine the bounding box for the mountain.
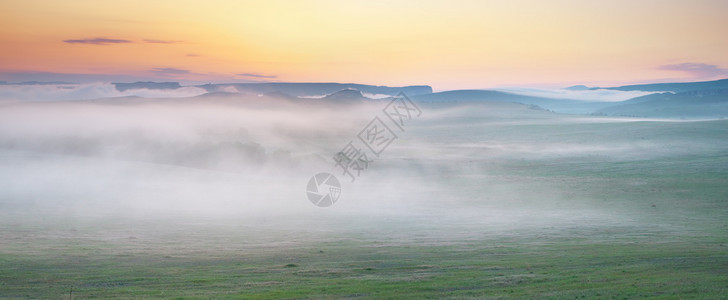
[114,81,182,92]
[261,91,298,100]
[593,78,728,93]
[411,90,614,114]
[594,89,728,118]
[589,78,728,118]
[20,79,728,119]
[197,82,432,97]
[565,85,589,91]
[321,88,369,101]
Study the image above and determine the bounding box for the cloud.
[658,63,728,79]
[63,37,132,45]
[143,39,183,44]
[237,73,277,79]
[150,68,191,75]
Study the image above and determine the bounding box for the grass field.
[1,102,727,298]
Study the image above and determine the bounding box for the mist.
[2,86,727,298]
[495,87,658,102]
[2,93,723,230]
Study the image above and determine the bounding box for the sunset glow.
[2,0,727,89]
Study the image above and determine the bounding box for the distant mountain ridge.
[594,89,728,118]
[30,78,728,119]
[114,82,182,92]
[322,88,369,101]
[197,82,432,97]
[412,90,614,114]
[109,81,432,97]
[592,78,728,93]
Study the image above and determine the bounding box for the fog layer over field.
[2,92,728,298]
[1,94,727,238]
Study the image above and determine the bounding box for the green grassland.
[1,108,727,299]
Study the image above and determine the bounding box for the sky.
[1,0,727,90]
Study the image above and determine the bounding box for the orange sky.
[1,0,727,90]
